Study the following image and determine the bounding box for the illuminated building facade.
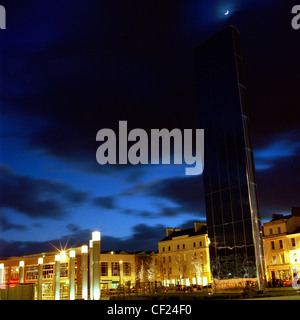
[263,208,300,284]
[154,222,211,287]
[0,247,136,299]
[194,25,265,289]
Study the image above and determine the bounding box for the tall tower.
[194,26,265,290]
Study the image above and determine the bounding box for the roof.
[160,225,207,242]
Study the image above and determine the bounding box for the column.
[54,254,60,300]
[37,258,43,300]
[92,231,101,300]
[81,245,88,300]
[19,261,24,284]
[89,240,93,300]
[69,250,76,300]
[0,264,4,289]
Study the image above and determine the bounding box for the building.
[153,221,211,287]
[194,25,265,288]
[0,246,136,299]
[263,207,300,285]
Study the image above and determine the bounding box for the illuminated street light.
[55,254,60,300]
[92,231,101,300]
[69,250,76,300]
[37,258,43,300]
[89,240,93,300]
[81,245,88,300]
[19,261,24,284]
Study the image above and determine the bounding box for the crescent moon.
[225,10,229,15]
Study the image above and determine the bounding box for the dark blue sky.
[0,0,300,257]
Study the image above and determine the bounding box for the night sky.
[0,0,299,258]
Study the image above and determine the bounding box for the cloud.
[0,223,167,258]
[0,165,89,219]
[92,196,118,210]
[254,131,300,171]
[0,212,28,231]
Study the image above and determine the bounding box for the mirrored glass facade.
[194,26,265,288]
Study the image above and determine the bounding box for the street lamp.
[92,231,101,300]
[81,245,88,300]
[54,254,60,300]
[69,250,76,300]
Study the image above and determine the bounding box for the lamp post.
[89,240,93,300]
[54,254,60,300]
[69,250,76,300]
[81,245,88,300]
[37,258,43,300]
[92,231,101,300]
[19,261,24,284]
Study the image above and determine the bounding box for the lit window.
[123,262,131,276]
[271,241,275,250]
[111,262,120,276]
[101,262,108,276]
[291,238,296,247]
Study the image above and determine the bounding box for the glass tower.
[194,26,265,289]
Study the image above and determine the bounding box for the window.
[162,247,165,252]
[43,264,54,279]
[291,238,296,247]
[123,262,131,276]
[271,241,275,250]
[154,259,158,266]
[101,262,108,276]
[111,262,120,276]
[163,256,166,263]
[272,256,276,264]
[278,227,281,234]
[199,241,202,247]
[182,244,185,250]
[269,228,273,235]
[26,266,38,280]
[60,263,68,278]
[168,246,171,252]
[168,256,171,263]
[281,254,285,264]
[177,245,180,250]
[193,242,196,248]
[169,267,172,274]
[279,240,283,249]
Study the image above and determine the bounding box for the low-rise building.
[262,207,300,285]
[153,221,211,287]
[0,246,136,299]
